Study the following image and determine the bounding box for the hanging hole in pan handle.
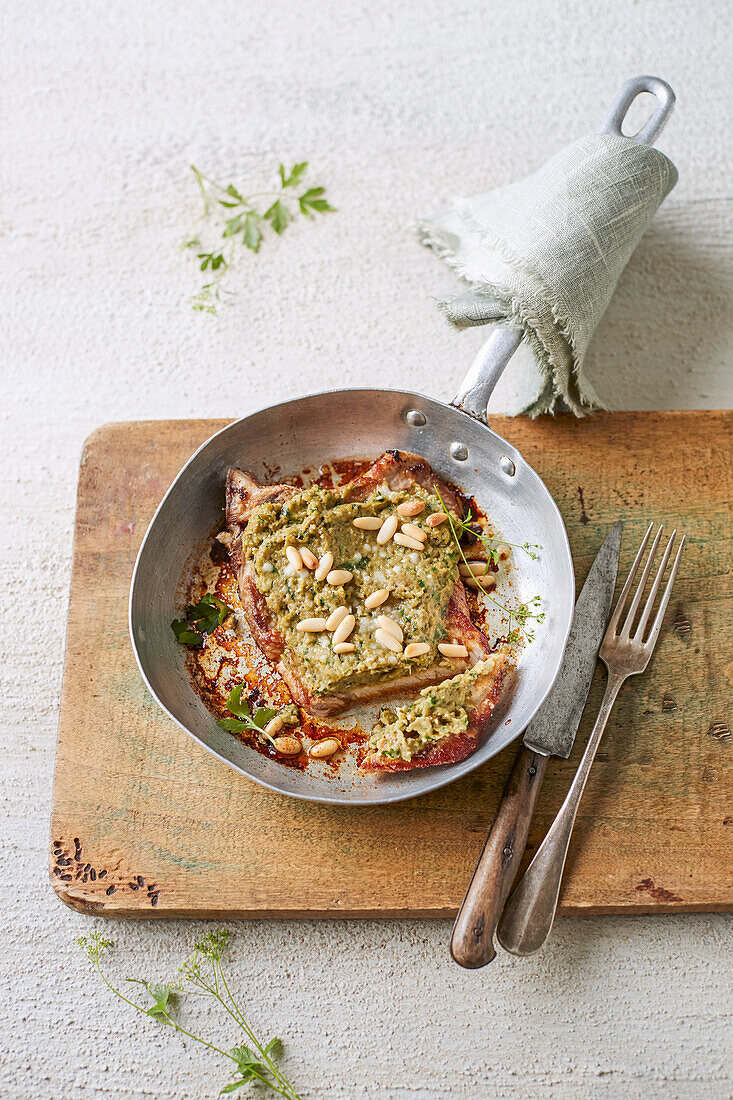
[599,75,675,147]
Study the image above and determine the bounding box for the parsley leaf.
[298,187,336,216]
[171,592,234,646]
[143,983,177,1021]
[198,251,228,272]
[188,593,233,633]
[253,706,277,728]
[185,162,334,311]
[278,161,308,188]
[230,1044,267,1076]
[242,212,262,252]
[263,198,291,234]
[225,684,250,720]
[216,717,251,734]
[216,687,278,740]
[171,619,204,647]
[230,1043,257,1064]
[222,215,244,238]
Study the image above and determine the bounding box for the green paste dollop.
[368,657,500,762]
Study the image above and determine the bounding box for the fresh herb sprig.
[451,508,540,566]
[171,593,235,647]
[78,930,302,1098]
[437,493,545,645]
[184,162,335,312]
[216,684,277,741]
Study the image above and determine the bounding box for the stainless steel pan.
[129,350,573,805]
[130,76,674,806]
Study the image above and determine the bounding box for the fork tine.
[634,530,676,641]
[620,525,663,638]
[644,535,686,651]
[607,522,654,634]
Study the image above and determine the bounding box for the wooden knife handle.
[450,745,549,968]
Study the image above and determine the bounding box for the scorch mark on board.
[635,878,683,904]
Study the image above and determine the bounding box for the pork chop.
[225,450,503,720]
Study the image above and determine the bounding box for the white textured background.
[2,2,732,1097]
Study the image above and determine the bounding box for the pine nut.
[364,589,389,610]
[300,546,319,570]
[273,735,302,755]
[404,642,431,658]
[285,546,303,570]
[376,514,399,544]
[326,606,350,631]
[459,561,488,576]
[315,551,334,581]
[497,544,511,560]
[400,522,427,542]
[332,641,356,654]
[377,614,403,642]
[375,628,402,654]
[353,517,382,529]
[426,512,448,527]
[296,617,328,632]
[327,569,354,586]
[466,574,497,591]
[332,614,356,645]
[394,532,424,551]
[264,715,284,736]
[309,737,341,759]
[397,500,425,517]
[438,642,469,658]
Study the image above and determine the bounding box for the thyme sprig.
[78,930,302,1098]
[184,162,335,312]
[216,684,277,743]
[450,507,540,566]
[437,492,545,645]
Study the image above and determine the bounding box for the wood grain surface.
[50,412,733,918]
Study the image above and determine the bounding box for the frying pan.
[130,76,674,806]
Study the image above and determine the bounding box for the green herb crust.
[242,482,460,696]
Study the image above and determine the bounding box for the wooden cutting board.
[50,412,733,918]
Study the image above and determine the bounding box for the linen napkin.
[419,133,678,416]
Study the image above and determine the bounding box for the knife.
[450,521,622,968]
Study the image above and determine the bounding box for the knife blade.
[523,520,623,758]
[450,521,622,968]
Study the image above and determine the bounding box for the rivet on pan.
[450,442,468,461]
[500,456,516,476]
[405,410,427,427]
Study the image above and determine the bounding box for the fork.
[496,523,685,956]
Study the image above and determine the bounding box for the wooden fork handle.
[450,745,549,968]
[497,672,624,956]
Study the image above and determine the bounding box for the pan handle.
[450,75,675,424]
[451,325,523,424]
[599,74,675,147]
